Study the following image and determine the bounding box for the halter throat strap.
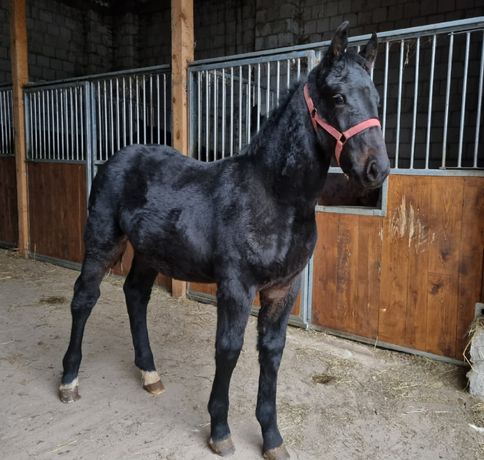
[303,84,381,166]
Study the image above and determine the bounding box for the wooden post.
[171,0,194,298]
[10,0,29,257]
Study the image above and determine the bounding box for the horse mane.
[244,82,301,156]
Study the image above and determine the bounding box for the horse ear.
[360,32,378,70]
[325,21,349,62]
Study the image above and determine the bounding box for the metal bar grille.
[0,87,14,156]
[23,66,171,164]
[188,18,484,171]
[189,51,316,161]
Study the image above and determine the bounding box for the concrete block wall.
[0,0,11,84]
[299,0,483,44]
[194,0,256,60]
[0,0,113,84]
[0,1,482,86]
[137,2,170,67]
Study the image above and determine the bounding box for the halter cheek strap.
[303,84,381,166]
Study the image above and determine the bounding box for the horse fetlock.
[58,377,80,403]
[141,370,165,395]
[208,435,235,457]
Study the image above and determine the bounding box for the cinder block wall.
[0,0,482,84]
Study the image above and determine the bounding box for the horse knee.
[258,335,285,368]
[215,336,244,365]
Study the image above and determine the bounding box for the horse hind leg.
[59,225,126,403]
[123,254,164,395]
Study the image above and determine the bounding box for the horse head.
[306,21,390,189]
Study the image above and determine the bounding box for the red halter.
[303,84,381,166]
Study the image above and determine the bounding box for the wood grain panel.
[404,177,430,350]
[312,212,382,338]
[311,213,339,328]
[456,178,484,357]
[28,162,86,263]
[0,157,18,245]
[379,174,411,343]
[428,177,464,275]
[311,174,484,359]
[426,272,457,357]
[355,216,382,338]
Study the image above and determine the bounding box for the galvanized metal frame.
[188,17,484,173]
[21,66,172,200]
[188,49,317,161]
[0,86,14,156]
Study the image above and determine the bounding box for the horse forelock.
[321,50,372,82]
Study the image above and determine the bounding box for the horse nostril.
[366,160,379,182]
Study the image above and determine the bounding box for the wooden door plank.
[355,216,382,339]
[403,176,431,350]
[311,213,339,329]
[428,177,464,275]
[10,0,29,256]
[426,272,457,357]
[456,177,484,357]
[379,175,410,343]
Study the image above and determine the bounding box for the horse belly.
[123,208,215,282]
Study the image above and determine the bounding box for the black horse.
[59,22,389,460]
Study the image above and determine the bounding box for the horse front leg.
[257,275,301,460]
[208,279,255,457]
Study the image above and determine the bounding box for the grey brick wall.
[0,0,482,85]
[0,0,11,84]
[0,0,113,84]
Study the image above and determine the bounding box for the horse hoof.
[141,370,165,395]
[143,380,165,395]
[208,436,235,457]
[263,444,290,460]
[59,378,80,403]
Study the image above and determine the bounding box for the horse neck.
[246,82,332,210]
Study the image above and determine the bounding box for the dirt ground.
[0,249,483,460]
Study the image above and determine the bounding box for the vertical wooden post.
[171,0,194,298]
[10,0,29,257]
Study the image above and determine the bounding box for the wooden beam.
[10,0,29,257]
[171,0,194,298]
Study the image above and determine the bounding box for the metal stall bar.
[409,37,420,169]
[425,35,437,170]
[474,31,484,168]
[0,87,14,156]
[457,32,471,168]
[188,50,316,162]
[441,33,454,168]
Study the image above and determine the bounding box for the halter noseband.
[303,84,381,166]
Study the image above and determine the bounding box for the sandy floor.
[0,248,483,460]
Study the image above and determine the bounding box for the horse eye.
[333,94,345,106]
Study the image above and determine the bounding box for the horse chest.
[245,216,316,282]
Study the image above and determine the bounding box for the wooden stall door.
[311,174,484,360]
[28,162,87,263]
[0,156,18,246]
[311,212,383,340]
